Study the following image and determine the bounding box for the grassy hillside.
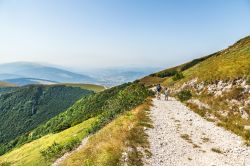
[59,83,106,92]
[141,35,250,86]
[140,35,250,145]
[0,117,98,166]
[60,101,152,166]
[0,85,92,154]
[0,82,150,163]
[181,35,250,82]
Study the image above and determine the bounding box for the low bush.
[244,130,250,140]
[157,69,178,78]
[172,72,184,81]
[177,90,192,101]
[40,138,81,161]
[246,75,250,84]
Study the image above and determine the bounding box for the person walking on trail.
[156,84,162,100]
[163,87,169,101]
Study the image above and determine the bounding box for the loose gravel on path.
[143,97,250,166]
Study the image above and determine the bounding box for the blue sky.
[0,0,250,70]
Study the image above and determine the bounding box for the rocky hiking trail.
[143,96,250,166]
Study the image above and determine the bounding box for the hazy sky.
[0,0,250,70]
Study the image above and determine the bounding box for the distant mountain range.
[3,78,58,86]
[85,67,161,86]
[0,62,160,86]
[0,62,96,85]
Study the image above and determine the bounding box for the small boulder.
[239,107,249,120]
[244,125,250,130]
[244,85,250,93]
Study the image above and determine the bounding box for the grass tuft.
[211,148,223,154]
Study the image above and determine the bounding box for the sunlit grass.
[58,83,106,92]
[60,100,152,166]
[140,36,250,86]
[0,117,98,166]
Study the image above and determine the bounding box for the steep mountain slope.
[0,82,150,166]
[0,62,96,84]
[0,85,92,148]
[141,35,250,145]
[4,78,58,86]
[141,35,250,85]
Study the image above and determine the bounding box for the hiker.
[163,87,169,101]
[156,84,162,100]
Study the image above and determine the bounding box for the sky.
[0,0,250,70]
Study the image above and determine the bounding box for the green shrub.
[40,138,81,160]
[41,142,63,160]
[246,75,250,85]
[172,72,184,81]
[156,69,177,78]
[177,90,192,101]
[245,130,250,140]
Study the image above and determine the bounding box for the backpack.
[156,85,161,92]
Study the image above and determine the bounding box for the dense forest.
[0,85,93,146]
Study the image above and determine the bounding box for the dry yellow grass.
[60,99,152,166]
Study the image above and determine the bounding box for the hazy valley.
[0,35,249,166]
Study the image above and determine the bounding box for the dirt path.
[52,136,90,166]
[143,96,250,166]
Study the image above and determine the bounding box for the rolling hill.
[0,81,16,87]
[0,82,150,165]
[0,62,96,84]
[3,78,58,86]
